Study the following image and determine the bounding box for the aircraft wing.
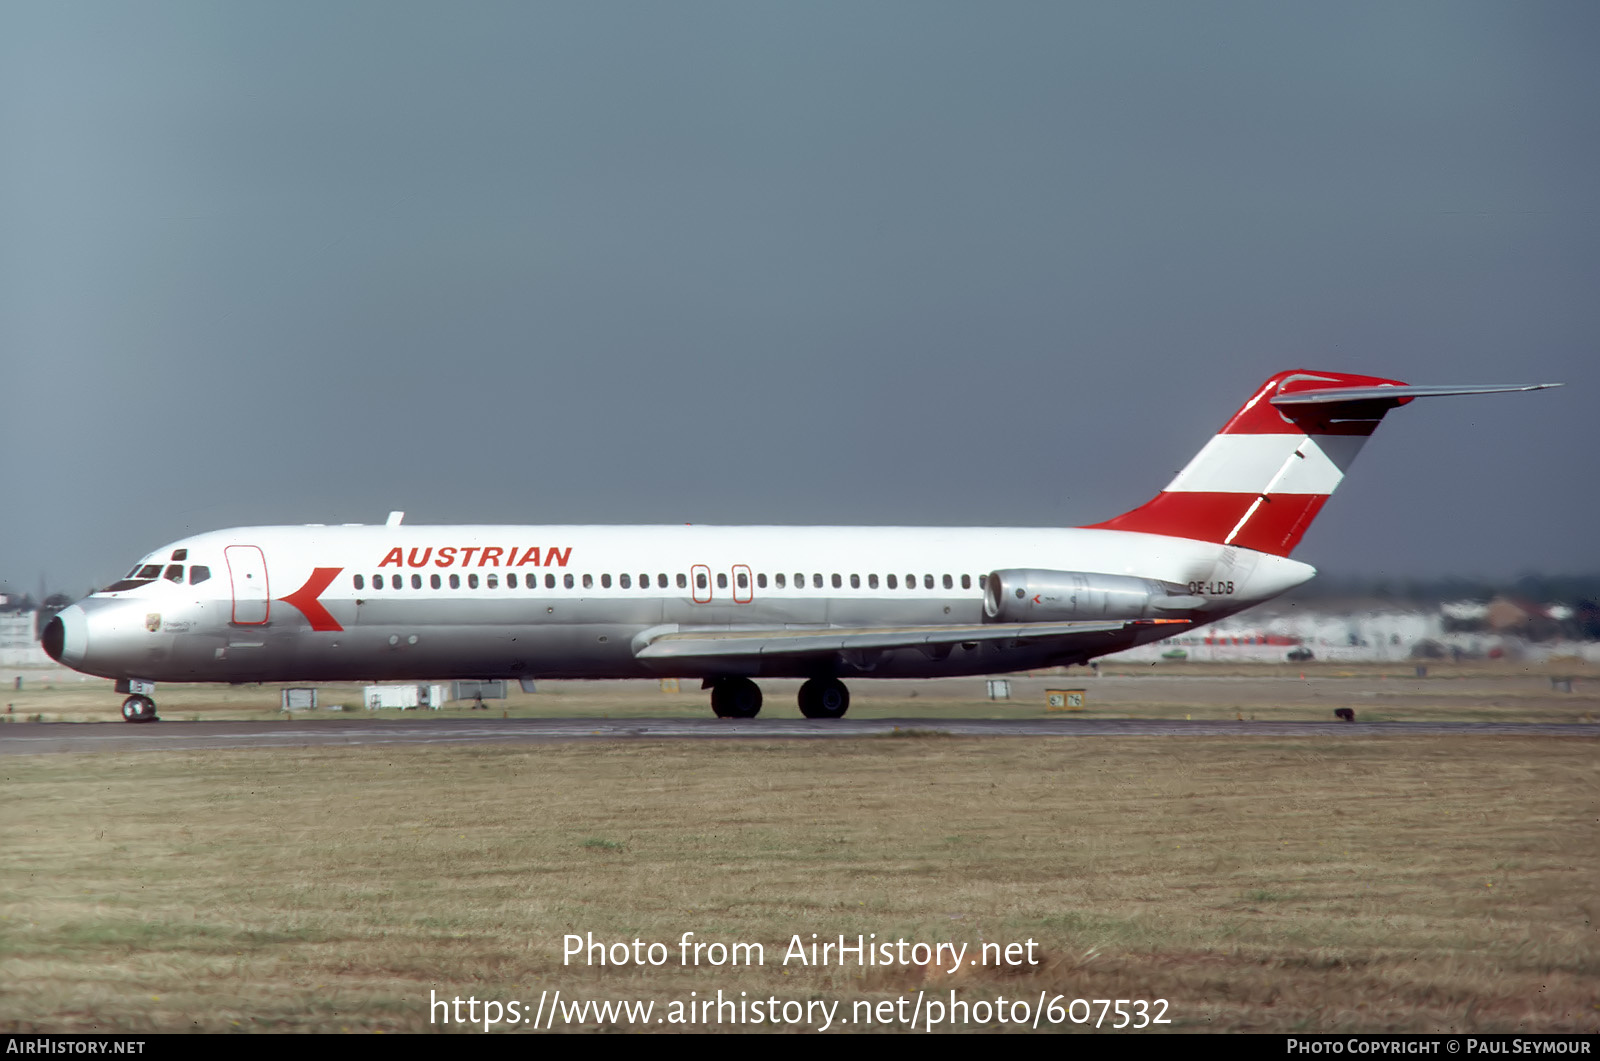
[633,618,1187,662]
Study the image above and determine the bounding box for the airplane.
[42,369,1560,723]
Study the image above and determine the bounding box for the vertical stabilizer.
[1085,370,1409,556]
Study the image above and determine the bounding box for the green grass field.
[2,734,1595,1033]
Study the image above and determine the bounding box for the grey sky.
[3,2,1595,596]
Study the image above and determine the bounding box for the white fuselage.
[50,523,1314,685]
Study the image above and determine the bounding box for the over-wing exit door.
[690,564,712,604]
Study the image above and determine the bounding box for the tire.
[710,678,762,719]
[798,677,849,719]
[121,695,157,723]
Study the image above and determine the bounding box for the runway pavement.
[3,716,1597,755]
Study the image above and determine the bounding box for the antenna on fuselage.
[386,511,405,526]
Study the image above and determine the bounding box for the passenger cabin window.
[794,573,804,587]
[546,574,557,589]
[736,571,748,590]
[812,573,823,589]
[164,565,184,582]
[431,574,442,589]
[775,573,786,588]
[658,574,668,588]
[887,574,897,589]
[508,573,518,589]
[924,574,934,589]
[695,572,707,590]
[564,574,574,589]
[677,573,688,589]
[450,574,461,589]
[353,574,365,590]
[582,574,593,589]
[486,574,498,589]
[868,574,878,589]
[831,573,842,589]
[849,574,860,589]
[943,574,953,589]
[757,573,767,589]
[412,574,422,589]
[906,574,916,588]
[601,574,612,589]
[468,574,479,589]
[372,575,383,590]
[619,574,630,589]
[392,575,403,590]
[961,574,971,590]
[717,573,728,589]
[978,574,988,589]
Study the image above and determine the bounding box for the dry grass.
[1,736,1596,1033]
[3,660,1597,725]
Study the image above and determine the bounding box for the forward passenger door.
[224,545,270,624]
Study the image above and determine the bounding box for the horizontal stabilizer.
[1271,382,1562,406]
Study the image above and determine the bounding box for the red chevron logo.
[277,567,344,632]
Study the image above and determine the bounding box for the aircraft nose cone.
[42,604,87,667]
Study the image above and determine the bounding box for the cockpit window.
[172,549,188,561]
[107,560,170,591]
[189,565,210,585]
[164,565,184,582]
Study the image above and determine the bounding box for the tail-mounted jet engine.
[984,569,1202,623]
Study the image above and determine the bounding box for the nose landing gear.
[120,695,158,723]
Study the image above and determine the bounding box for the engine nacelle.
[984,568,1196,622]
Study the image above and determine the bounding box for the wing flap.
[634,619,1186,661]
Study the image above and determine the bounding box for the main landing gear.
[709,677,763,719]
[706,677,852,719]
[120,695,158,724]
[797,677,850,719]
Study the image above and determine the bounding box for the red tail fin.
[1085,370,1410,556]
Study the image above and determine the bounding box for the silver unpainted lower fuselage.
[53,589,1212,684]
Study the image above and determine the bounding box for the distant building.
[1484,597,1561,640]
[1106,601,1600,664]
[0,612,50,666]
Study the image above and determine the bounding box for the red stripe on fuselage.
[277,567,344,632]
[1086,492,1328,556]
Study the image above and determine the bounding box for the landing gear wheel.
[710,678,762,719]
[798,677,850,719]
[120,695,158,724]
